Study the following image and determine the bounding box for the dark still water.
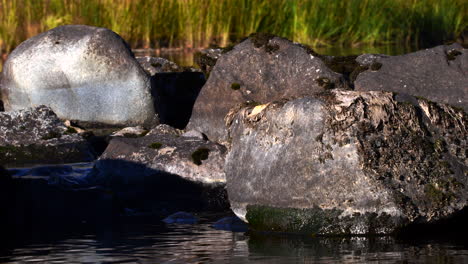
[2,219,468,264]
[2,164,468,264]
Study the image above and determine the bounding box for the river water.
[2,220,468,264]
[2,163,468,263]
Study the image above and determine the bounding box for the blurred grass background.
[0,0,466,54]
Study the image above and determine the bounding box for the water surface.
[3,163,468,264]
[2,219,468,264]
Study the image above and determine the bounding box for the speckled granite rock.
[354,43,467,111]
[0,25,156,127]
[187,33,348,142]
[0,106,95,167]
[225,90,467,235]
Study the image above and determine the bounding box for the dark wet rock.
[0,25,156,127]
[354,43,467,111]
[162,211,198,224]
[151,71,205,129]
[194,48,223,76]
[212,216,248,232]
[225,90,467,235]
[187,33,348,142]
[0,106,95,167]
[92,124,226,184]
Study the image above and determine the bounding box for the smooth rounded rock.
[187,33,347,142]
[0,25,156,127]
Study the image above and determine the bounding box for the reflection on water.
[1,219,468,264]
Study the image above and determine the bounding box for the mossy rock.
[446,50,462,61]
[41,130,62,140]
[246,205,399,235]
[64,127,78,134]
[191,147,210,165]
[231,83,241,90]
[148,142,162,149]
[316,77,335,90]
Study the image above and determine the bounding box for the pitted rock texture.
[0,106,95,167]
[187,33,347,142]
[0,25,156,127]
[354,43,467,111]
[225,90,467,235]
[91,125,227,185]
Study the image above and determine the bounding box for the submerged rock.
[187,33,347,142]
[162,211,198,224]
[225,90,467,235]
[0,25,156,127]
[0,106,95,167]
[212,216,248,232]
[354,43,467,111]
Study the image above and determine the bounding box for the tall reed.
[0,0,466,54]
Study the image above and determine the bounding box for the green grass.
[0,0,466,54]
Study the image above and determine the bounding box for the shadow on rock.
[151,72,205,129]
[86,158,229,214]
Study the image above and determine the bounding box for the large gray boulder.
[187,33,347,142]
[354,43,467,111]
[225,90,467,235]
[0,105,95,167]
[0,25,156,127]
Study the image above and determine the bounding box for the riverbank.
[0,0,466,54]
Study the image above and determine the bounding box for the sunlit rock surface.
[93,124,226,185]
[225,90,467,235]
[187,33,347,142]
[0,106,95,167]
[354,43,467,111]
[0,25,156,127]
